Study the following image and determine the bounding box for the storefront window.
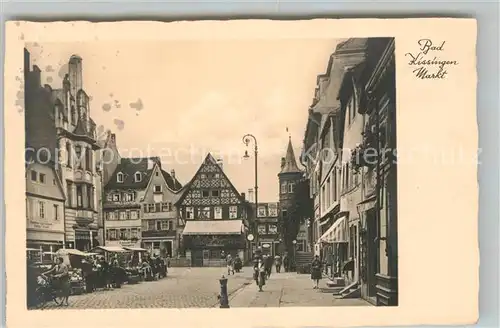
[147,220,155,231]
[268,224,278,234]
[214,206,222,219]
[229,206,237,219]
[257,225,266,235]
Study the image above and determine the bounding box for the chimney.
[170,169,176,179]
[32,65,41,87]
[147,158,155,170]
[281,157,286,169]
[24,48,30,80]
[241,192,246,200]
[248,188,254,202]
[216,158,223,171]
[110,133,116,144]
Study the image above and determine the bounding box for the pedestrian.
[274,254,282,273]
[226,254,234,275]
[283,254,289,272]
[253,256,266,292]
[264,254,273,278]
[43,257,71,306]
[310,255,322,289]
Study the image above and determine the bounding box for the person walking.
[253,256,266,292]
[311,255,323,289]
[226,254,234,276]
[283,254,289,272]
[274,254,282,273]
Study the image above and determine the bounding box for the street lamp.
[242,134,259,247]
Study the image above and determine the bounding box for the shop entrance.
[366,209,379,299]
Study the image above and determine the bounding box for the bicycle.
[34,274,65,308]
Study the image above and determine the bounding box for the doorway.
[165,241,173,258]
[366,209,379,298]
[192,249,204,267]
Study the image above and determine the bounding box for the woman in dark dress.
[310,255,322,289]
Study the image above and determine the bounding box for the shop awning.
[182,220,244,236]
[56,248,88,256]
[319,216,347,243]
[123,247,147,252]
[92,246,129,253]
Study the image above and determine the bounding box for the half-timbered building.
[176,154,250,267]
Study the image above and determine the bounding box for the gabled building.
[176,154,250,267]
[140,161,182,257]
[25,157,66,261]
[24,49,103,251]
[103,155,182,255]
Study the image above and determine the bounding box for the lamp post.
[242,134,259,248]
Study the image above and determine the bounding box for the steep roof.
[280,137,302,174]
[105,157,182,191]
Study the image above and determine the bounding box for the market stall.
[123,247,148,284]
[90,246,130,288]
[55,248,89,295]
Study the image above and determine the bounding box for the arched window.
[66,142,72,167]
[134,172,142,182]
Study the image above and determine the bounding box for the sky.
[26,39,341,202]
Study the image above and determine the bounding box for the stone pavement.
[36,267,254,310]
[228,271,371,307]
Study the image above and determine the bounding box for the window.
[214,173,220,178]
[54,204,59,221]
[66,181,73,207]
[31,171,37,181]
[257,225,266,235]
[346,164,350,189]
[186,207,194,219]
[211,190,219,197]
[156,221,162,230]
[143,204,149,213]
[76,185,83,208]
[257,206,266,217]
[281,182,287,194]
[38,201,45,219]
[126,211,131,220]
[321,185,326,211]
[87,185,93,209]
[75,146,83,169]
[168,220,174,230]
[268,205,278,217]
[200,207,211,219]
[200,174,207,179]
[154,185,162,193]
[119,211,126,220]
[53,179,56,186]
[214,206,222,219]
[66,143,72,166]
[155,203,161,212]
[112,193,120,202]
[155,171,159,177]
[282,210,288,218]
[131,211,138,220]
[108,229,117,240]
[147,220,155,231]
[288,182,295,193]
[131,228,139,239]
[268,224,278,234]
[326,178,331,207]
[202,190,209,198]
[134,172,142,182]
[119,228,128,240]
[125,193,135,202]
[39,173,46,184]
[229,206,238,219]
[148,204,155,212]
[117,172,124,183]
[332,168,337,201]
[162,203,169,212]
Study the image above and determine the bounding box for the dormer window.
[134,172,142,182]
[117,172,124,183]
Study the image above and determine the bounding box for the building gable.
[178,154,243,207]
[142,163,177,203]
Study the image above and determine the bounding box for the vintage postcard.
[5,19,478,327]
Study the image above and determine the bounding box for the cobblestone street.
[37,267,254,309]
[228,271,371,307]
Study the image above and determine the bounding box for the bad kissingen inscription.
[406,39,459,80]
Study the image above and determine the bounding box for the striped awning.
[182,220,243,236]
[319,216,347,243]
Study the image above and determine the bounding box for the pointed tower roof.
[280,136,302,174]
